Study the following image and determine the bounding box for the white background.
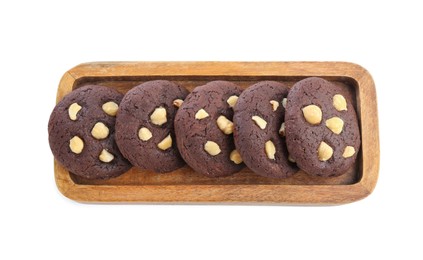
[1,1,421,259]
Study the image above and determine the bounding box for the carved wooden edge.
[54,62,379,205]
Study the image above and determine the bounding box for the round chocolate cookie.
[48,85,132,179]
[115,80,189,173]
[285,77,361,177]
[174,81,244,177]
[233,81,298,178]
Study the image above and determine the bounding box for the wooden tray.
[54,62,379,205]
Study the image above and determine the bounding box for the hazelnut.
[325,117,344,134]
[99,149,114,163]
[150,107,167,126]
[204,141,221,156]
[227,95,239,108]
[102,101,119,116]
[270,100,279,111]
[68,103,82,121]
[279,122,286,136]
[138,127,153,141]
[333,94,347,111]
[342,146,355,158]
[69,136,84,154]
[216,115,234,135]
[318,141,333,161]
[265,140,276,160]
[252,115,267,130]
[173,99,184,108]
[282,98,287,109]
[91,122,109,140]
[195,108,209,120]
[157,134,172,150]
[230,150,243,164]
[302,105,322,125]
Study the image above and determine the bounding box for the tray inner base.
[70,75,361,186]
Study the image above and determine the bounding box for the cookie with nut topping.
[233,81,298,178]
[174,81,244,177]
[115,80,189,173]
[48,85,131,179]
[285,77,361,177]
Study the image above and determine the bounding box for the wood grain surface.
[54,62,379,205]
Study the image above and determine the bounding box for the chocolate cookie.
[285,77,361,177]
[174,81,244,177]
[115,80,189,173]
[233,81,298,178]
[48,85,131,179]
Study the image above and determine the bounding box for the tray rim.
[54,61,379,205]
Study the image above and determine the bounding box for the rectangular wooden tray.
[54,62,379,205]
